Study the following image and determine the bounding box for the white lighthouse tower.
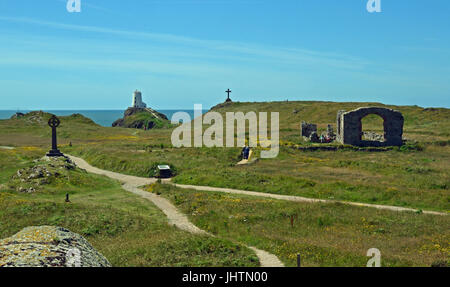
[132,90,147,108]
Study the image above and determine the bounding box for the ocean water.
[0,110,205,127]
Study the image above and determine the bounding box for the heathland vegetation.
[0,147,257,267]
[149,183,449,267]
[0,101,448,266]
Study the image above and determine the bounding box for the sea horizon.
[0,109,207,127]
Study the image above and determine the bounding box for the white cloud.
[0,16,369,71]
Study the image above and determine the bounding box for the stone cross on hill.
[225,89,232,102]
[46,115,64,157]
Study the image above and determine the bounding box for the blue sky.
[0,0,449,110]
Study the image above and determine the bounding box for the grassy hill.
[0,147,258,267]
[2,101,447,148]
[209,101,450,143]
[0,101,448,266]
[1,101,447,211]
[112,108,173,130]
[0,111,133,147]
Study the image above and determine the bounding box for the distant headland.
[112,90,172,130]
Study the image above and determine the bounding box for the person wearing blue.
[242,146,250,160]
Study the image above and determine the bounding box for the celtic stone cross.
[46,115,64,157]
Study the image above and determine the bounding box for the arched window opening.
[360,114,385,142]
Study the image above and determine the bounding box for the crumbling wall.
[326,124,335,139]
[336,107,404,147]
[301,121,317,138]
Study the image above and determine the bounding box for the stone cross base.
[46,149,64,157]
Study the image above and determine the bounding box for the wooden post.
[297,254,301,267]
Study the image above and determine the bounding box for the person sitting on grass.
[241,146,250,160]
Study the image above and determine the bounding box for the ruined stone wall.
[301,121,317,138]
[336,110,346,143]
[336,107,404,147]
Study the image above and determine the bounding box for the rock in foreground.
[0,226,111,267]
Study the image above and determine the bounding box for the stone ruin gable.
[336,107,404,147]
[301,121,317,138]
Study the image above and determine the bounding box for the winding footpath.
[67,154,447,266]
[0,146,15,150]
[67,155,284,267]
[170,184,448,216]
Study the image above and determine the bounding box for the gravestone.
[46,115,64,157]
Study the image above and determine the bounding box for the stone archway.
[336,107,404,146]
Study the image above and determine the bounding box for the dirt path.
[169,183,447,216]
[0,146,15,150]
[68,155,284,267]
[67,154,446,266]
[145,108,161,120]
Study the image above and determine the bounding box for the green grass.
[63,143,449,212]
[0,100,448,266]
[1,102,444,212]
[151,183,450,267]
[122,110,174,129]
[209,101,450,142]
[0,149,258,267]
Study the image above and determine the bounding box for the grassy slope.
[122,110,173,129]
[11,102,443,211]
[0,148,258,267]
[2,102,448,211]
[0,101,448,266]
[152,183,449,267]
[210,101,450,143]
